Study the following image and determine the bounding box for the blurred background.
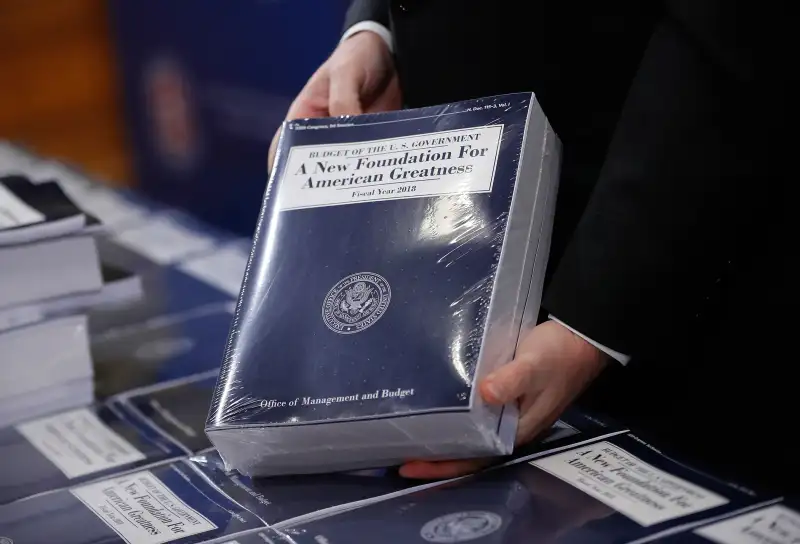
[0,0,350,236]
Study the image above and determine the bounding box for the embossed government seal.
[322,272,391,334]
[0,536,14,544]
[420,511,503,543]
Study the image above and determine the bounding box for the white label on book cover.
[530,441,728,527]
[277,125,504,211]
[695,505,800,544]
[71,470,217,544]
[15,408,146,479]
[0,183,45,228]
[177,245,248,297]
[113,215,216,264]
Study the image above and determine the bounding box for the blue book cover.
[284,434,775,544]
[0,460,265,544]
[113,371,220,454]
[91,307,234,399]
[0,403,186,505]
[207,92,562,476]
[108,0,352,235]
[649,499,798,543]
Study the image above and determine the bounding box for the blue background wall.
[110,0,351,235]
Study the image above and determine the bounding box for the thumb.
[328,70,364,117]
[479,352,540,405]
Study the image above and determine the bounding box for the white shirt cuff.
[548,314,631,365]
[341,21,393,53]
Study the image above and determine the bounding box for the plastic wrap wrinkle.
[438,212,506,267]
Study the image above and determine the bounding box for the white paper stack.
[0,315,94,428]
[0,149,146,424]
[0,261,144,330]
[0,174,103,424]
[0,176,103,304]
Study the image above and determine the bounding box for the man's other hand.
[268,31,401,172]
[399,320,609,480]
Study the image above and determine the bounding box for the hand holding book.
[399,320,609,480]
[267,30,401,172]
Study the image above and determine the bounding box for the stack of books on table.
[0,173,142,427]
[0,142,252,402]
[0,401,797,544]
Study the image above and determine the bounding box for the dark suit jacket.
[344,1,792,492]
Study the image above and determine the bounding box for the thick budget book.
[207,92,562,476]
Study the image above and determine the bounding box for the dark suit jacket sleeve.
[541,2,785,358]
[343,0,390,32]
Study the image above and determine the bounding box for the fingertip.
[479,362,522,404]
[398,461,434,479]
[399,461,456,480]
[399,459,488,480]
[479,378,504,405]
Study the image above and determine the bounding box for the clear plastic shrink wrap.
[206,93,562,476]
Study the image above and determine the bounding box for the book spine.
[207,121,290,430]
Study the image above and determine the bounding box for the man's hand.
[399,320,609,480]
[268,31,401,171]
